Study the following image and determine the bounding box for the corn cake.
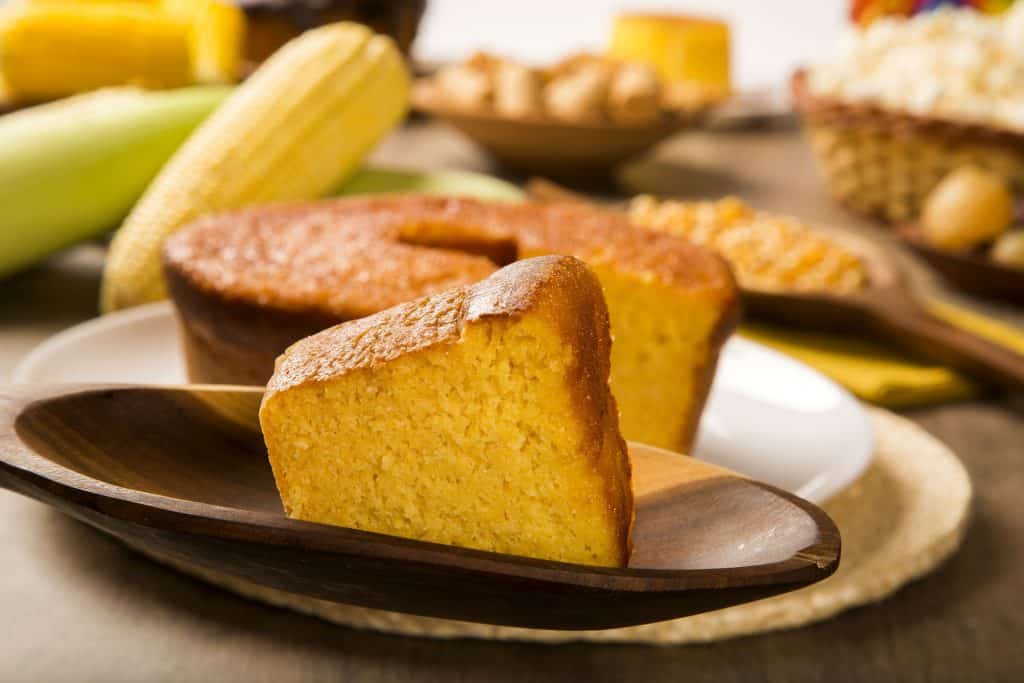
[258,256,634,567]
[166,196,740,453]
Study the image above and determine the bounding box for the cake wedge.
[259,255,634,567]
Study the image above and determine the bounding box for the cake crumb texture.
[259,256,633,567]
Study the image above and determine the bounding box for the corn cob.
[0,85,229,278]
[609,14,732,102]
[162,0,245,84]
[0,3,192,100]
[22,1,163,7]
[101,22,410,312]
[0,1,242,101]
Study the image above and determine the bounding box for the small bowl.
[898,225,1024,306]
[240,0,426,63]
[413,92,708,180]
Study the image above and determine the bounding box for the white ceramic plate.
[13,302,873,503]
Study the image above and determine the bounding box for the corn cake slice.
[259,255,634,567]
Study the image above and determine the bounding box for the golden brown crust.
[176,319,279,387]
[166,195,734,308]
[601,394,634,566]
[163,200,500,344]
[686,278,742,448]
[164,195,737,384]
[267,256,601,391]
[264,255,634,564]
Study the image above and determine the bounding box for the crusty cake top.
[264,255,612,393]
[163,195,737,324]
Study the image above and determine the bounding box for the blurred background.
[414,0,846,92]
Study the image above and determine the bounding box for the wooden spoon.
[527,179,1024,394]
[0,384,839,631]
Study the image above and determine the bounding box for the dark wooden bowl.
[0,384,840,630]
[414,95,706,180]
[897,226,1024,307]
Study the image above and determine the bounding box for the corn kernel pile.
[629,195,868,294]
[0,0,244,102]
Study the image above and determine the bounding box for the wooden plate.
[0,383,840,630]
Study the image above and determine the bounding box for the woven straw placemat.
[137,407,971,645]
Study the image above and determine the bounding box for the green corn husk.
[0,85,229,277]
[336,167,525,202]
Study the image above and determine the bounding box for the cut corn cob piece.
[162,0,245,84]
[22,1,163,6]
[2,1,243,100]
[609,14,731,96]
[0,85,229,278]
[0,3,193,100]
[101,22,410,312]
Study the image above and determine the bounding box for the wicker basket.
[792,70,1024,223]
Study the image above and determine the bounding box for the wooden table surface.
[1,122,1023,682]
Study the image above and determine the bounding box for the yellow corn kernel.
[0,3,193,100]
[23,1,162,5]
[2,1,243,99]
[629,195,868,295]
[101,22,410,311]
[162,0,245,84]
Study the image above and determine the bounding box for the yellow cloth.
[740,300,1024,408]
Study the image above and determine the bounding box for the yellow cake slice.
[259,255,634,567]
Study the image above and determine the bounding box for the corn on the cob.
[23,1,163,6]
[0,3,192,100]
[609,14,732,101]
[162,0,245,84]
[0,85,229,278]
[0,1,242,101]
[101,22,410,312]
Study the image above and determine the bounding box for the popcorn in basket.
[794,3,1024,222]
